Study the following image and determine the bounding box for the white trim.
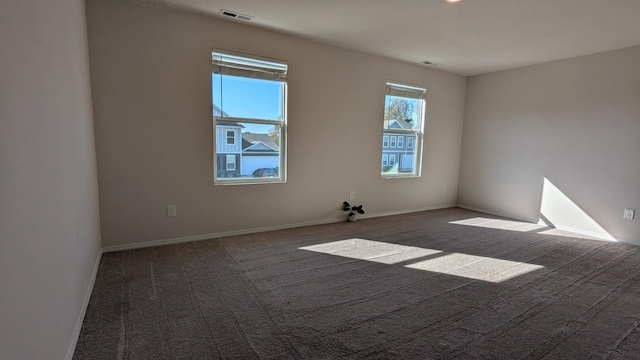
[65,249,103,360]
[397,136,404,148]
[390,136,397,148]
[102,204,457,253]
[382,135,389,147]
[456,203,640,246]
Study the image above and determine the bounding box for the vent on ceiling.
[219,9,254,22]
[422,61,440,66]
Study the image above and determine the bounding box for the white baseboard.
[457,203,640,247]
[65,249,103,360]
[103,204,457,253]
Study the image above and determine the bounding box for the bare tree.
[384,97,416,125]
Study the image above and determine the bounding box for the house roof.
[383,119,413,130]
[217,121,244,128]
[213,104,229,117]
[242,133,279,152]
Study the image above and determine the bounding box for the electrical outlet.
[623,208,635,220]
[167,205,176,218]
[349,191,355,200]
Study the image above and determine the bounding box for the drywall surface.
[458,46,640,244]
[0,0,102,358]
[86,0,466,247]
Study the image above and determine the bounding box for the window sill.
[214,178,286,186]
[381,173,420,179]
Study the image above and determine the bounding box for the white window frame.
[382,154,389,166]
[390,136,397,148]
[226,154,236,171]
[381,81,426,178]
[212,50,287,185]
[389,154,396,166]
[226,130,235,145]
[383,135,389,148]
[397,136,404,148]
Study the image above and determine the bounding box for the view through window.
[212,51,287,184]
[381,82,425,177]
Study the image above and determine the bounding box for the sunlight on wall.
[300,238,543,283]
[540,178,615,241]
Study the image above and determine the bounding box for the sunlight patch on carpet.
[450,217,547,232]
[299,238,441,264]
[300,238,544,283]
[405,253,544,283]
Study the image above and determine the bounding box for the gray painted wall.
[459,46,640,245]
[0,0,102,358]
[86,0,467,248]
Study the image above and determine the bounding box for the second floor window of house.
[381,81,426,178]
[212,50,287,184]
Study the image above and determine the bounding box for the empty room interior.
[2,0,640,358]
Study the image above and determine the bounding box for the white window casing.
[381,81,425,178]
[213,50,287,184]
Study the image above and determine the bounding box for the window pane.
[383,95,421,131]
[382,135,418,175]
[213,74,283,121]
[215,122,281,180]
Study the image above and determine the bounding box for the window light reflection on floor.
[449,217,547,232]
[300,238,543,283]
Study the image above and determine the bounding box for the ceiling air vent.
[219,9,254,22]
[422,61,440,66]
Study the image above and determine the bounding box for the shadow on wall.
[538,177,615,241]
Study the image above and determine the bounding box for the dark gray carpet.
[74,208,640,359]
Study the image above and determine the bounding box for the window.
[382,154,389,166]
[381,81,425,177]
[383,135,389,148]
[212,50,287,184]
[226,155,236,171]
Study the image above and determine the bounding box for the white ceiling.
[141,0,640,76]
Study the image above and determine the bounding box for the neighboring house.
[241,133,279,176]
[382,119,415,173]
[214,104,280,177]
[215,121,243,177]
[214,106,242,178]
